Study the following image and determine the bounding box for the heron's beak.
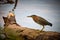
[27,16,32,17]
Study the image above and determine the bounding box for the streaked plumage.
[27,15,52,31]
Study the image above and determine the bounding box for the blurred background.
[0,0,60,32]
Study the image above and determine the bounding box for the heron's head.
[27,15,37,18]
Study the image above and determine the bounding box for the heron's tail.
[49,23,52,27]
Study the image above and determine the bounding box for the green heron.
[27,15,52,31]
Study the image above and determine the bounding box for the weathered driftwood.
[3,12,60,40]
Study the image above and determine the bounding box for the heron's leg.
[41,25,44,31]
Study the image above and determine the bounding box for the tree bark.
[2,12,60,40]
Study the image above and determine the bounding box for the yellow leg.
[41,25,44,31]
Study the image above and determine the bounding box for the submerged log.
[2,12,60,40]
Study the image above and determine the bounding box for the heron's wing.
[38,16,50,25]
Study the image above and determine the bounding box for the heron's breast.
[33,17,39,22]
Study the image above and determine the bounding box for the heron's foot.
[39,30,43,32]
[39,28,44,32]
